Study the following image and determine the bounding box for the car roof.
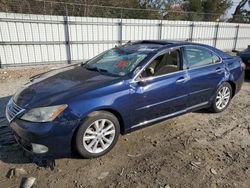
[124,40,231,59]
[133,40,189,45]
[119,40,189,53]
[124,40,193,51]
[134,40,192,45]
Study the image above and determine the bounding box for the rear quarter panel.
[224,56,244,94]
[209,46,244,95]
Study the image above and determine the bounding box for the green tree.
[182,0,232,21]
[141,0,232,21]
[0,0,233,21]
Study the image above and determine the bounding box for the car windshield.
[84,46,153,76]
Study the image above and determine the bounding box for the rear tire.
[210,82,232,113]
[75,111,120,158]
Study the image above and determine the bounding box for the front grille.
[5,98,25,122]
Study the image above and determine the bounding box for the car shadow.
[0,95,11,118]
[193,108,209,114]
[0,95,31,165]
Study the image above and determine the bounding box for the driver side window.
[141,49,181,78]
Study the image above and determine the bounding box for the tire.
[75,111,120,158]
[210,82,232,113]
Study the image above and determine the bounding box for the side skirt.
[127,101,209,133]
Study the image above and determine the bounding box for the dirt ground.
[0,65,250,188]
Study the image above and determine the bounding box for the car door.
[129,48,189,128]
[183,45,225,108]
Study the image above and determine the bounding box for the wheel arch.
[97,108,125,134]
[226,80,236,97]
[70,108,125,154]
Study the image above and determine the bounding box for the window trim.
[131,47,184,83]
[182,45,223,70]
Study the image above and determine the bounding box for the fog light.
[31,143,48,154]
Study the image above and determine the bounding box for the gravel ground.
[0,65,250,188]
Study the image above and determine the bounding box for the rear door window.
[184,46,221,69]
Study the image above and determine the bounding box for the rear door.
[183,45,225,108]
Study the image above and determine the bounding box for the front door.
[129,48,189,128]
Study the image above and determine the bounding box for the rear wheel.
[210,82,232,113]
[75,111,120,158]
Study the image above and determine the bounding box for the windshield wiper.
[80,61,88,67]
[85,66,119,77]
[85,66,106,73]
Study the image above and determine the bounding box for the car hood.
[13,64,120,108]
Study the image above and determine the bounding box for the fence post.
[118,9,123,46]
[118,19,123,45]
[213,23,219,48]
[158,19,162,40]
[233,25,240,51]
[64,15,71,64]
[189,22,194,42]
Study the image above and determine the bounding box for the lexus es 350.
[6,40,244,158]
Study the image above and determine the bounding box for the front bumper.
[9,118,79,157]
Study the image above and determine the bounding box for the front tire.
[75,111,120,158]
[210,82,232,113]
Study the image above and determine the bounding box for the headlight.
[21,104,68,122]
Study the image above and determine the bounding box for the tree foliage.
[181,0,232,21]
[0,0,235,22]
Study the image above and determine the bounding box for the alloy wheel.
[83,119,116,154]
[215,86,231,110]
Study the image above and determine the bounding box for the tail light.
[241,61,246,70]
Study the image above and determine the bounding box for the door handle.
[176,77,188,83]
[215,67,224,73]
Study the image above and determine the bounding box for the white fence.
[0,12,250,66]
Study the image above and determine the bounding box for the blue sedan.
[6,40,245,158]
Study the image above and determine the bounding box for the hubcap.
[83,119,116,154]
[216,86,230,110]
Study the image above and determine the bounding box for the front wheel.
[210,82,232,113]
[75,111,120,158]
